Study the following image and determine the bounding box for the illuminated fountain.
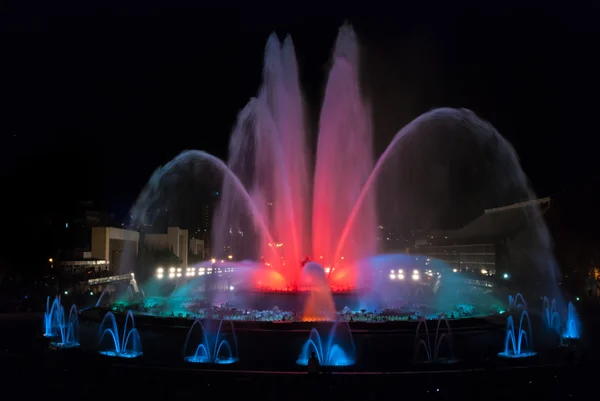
[542,297,562,333]
[43,296,61,337]
[413,315,456,364]
[296,321,355,366]
[129,22,563,317]
[563,302,580,340]
[98,311,143,358]
[43,296,80,348]
[498,310,536,358]
[49,304,80,349]
[508,293,527,311]
[183,318,238,364]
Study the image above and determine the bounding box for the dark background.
[2,2,599,266]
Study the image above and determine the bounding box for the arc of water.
[325,321,355,365]
[517,310,533,354]
[505,316,517,354]
[99,312,121,353]
[215,341,233,361]
[136,150,280,264]
[414,317,432,361]
[121,311,132,352]
[307,328,324,363]
[212,319,224,361]
[434,314,453,361]
[514,293,527,310]
[333,112,418,262]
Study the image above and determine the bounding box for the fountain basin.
[497,351,537,359]
[184,356,238,364]
[99,350,143,358]
[49,341,80,350]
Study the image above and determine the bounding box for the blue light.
[65,223,69,228]
[503,273,509,279]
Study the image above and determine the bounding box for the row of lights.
[156,266,237,280]
[156,267,181,279]
[389,269,420,281]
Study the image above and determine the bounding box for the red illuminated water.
[213,24,374,300]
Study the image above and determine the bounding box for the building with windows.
[416,198,551,279]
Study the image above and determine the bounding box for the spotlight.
[389,274,396,280]
[169,267,175,273]
[157,267,164,274]
[169,273,175,278]
[398,274,404,280]
[157,274,164,279]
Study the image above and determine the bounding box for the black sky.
[3,2,600,240]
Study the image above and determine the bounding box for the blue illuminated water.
[98,311,143,358]
[413,315,456,363]
[542,296,562,332]
[43,296,80,348]
[563,301,580,339]
[183,318,238,364]
[50,304,80,349]
[498,310,536,358]
[43,296,61,337]
[508,293,527,311]
[297,321,355,367]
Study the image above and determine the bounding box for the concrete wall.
[91,227,139,273]
[189,238,205,259]
[145,234,169,250]
[143,227,188,267]
[167,227,188,268]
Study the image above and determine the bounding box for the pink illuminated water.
[213,24,374,291]
[130,23,563,319]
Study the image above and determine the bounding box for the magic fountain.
[130,23,563,321]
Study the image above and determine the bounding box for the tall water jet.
[313,24,376,286]
[183,318,238,364]
[213,32,310,286]
[498,310,536,358]
[297,321,355,366]
[563,302,580,339]
[413,315,456,363]
[98,311,143,358]
[301,262,336,321]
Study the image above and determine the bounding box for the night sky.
[3,3,600,246]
